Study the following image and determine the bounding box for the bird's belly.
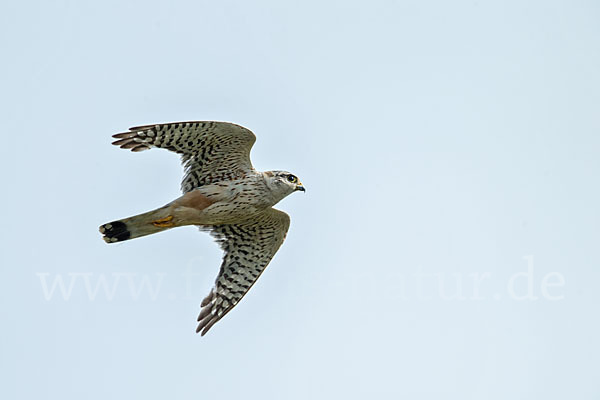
[200,201,265,224]
[173,201,265,226]
[170,184,270,226]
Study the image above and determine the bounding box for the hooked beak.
[295,183,305,192]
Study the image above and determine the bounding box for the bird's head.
[263,170,305,202]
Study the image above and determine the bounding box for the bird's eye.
[286,174,297,183]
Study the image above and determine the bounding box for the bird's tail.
[99,205,175,243]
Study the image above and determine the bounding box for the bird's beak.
[296,183,305,192]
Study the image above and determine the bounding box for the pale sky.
[1,1,599,399]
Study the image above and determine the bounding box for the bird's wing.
[196,208,291,336]
[112,121,256,192]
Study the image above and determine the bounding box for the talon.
[152,215,175,227]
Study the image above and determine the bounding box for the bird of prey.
[99,121,304,335]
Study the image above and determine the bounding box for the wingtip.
[111,138,129,146]
[195,323,210,336]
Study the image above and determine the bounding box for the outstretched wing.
[196,208,291,336]
[112,121,256,192]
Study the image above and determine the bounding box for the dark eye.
[286,174,297,183]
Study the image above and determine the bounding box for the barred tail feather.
[99,205,173,243]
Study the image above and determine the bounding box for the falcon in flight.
[99,121,304,335]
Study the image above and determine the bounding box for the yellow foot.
[152,215,175,227]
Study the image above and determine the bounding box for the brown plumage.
[99,121,304,335]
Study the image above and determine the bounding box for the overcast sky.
[1,1,599,399]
